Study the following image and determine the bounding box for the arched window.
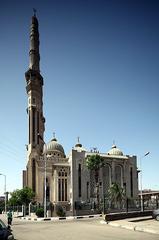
[130,167,133,197]
[43,177,50,203]
[46,177,50,202]
[32,158,36,192]
[103,164,111,195]
[78,164,81,197]
[58,168,67,201]
[115,165,123,187]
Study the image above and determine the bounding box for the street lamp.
[38,133,47,218]
[139,151,150,212]
[0,173,7,214]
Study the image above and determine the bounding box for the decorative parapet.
[38,156,69,164]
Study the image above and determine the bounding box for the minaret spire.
[29,11,40,71]
[25,14,45,155]
[33,8,37,17]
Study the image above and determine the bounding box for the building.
[139,189,159,201]
[23,14,139,215]
[0,196,5,202]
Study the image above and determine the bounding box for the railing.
[1,197,158,217]
[103,197,159,214]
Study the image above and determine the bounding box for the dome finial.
[52,131,57,141]
[112,140,116,148]
[75,136,82,147]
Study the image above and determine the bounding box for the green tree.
[8,187,35,206]
[18,187,35,206]
[86,154,104,208]
[8,189,21,206]
[108,183,125,209]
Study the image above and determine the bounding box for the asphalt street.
[7,218,159,240]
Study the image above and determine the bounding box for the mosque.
[23,13,138,215]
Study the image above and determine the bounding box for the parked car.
[0,219,14,240]
[152,209,159,221]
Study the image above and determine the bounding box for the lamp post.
[38,134,47,218]
[0,173,6,214]
[139,151,150,212]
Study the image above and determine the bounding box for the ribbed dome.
[107,144,123,156]
[46,138,65,156]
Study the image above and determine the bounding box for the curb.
[20,214,102,222]
[104,221,159,235]
[134,226,158,235]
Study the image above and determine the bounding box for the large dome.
[107,144,123,156]
[46,138,65,157]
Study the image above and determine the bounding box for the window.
[58,169,67,201]
[103,164,111,195]
[130,167,133,197]
[78,164,81,197]
[32,107,35,142]
[115,165,122,187]
[37,111,39,144]
[46,178,50,202]
[33,98,36,104]
[32,159,36,192]
[29,111,30,144]
[87,182,89,200]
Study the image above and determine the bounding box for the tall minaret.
[25,12,45,191]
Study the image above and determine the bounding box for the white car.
[152,209,159,221]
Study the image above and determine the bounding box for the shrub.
[56,205,66,217]
[36,208,44,217]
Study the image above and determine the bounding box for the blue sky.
[0,0,159,195]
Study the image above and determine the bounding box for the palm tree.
[86,154,104,208]
[108,183,125,209]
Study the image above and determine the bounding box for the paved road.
[7,218,159,240]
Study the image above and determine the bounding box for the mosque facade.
[23,14,138,215]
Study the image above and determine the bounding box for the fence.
[103,197,159,214]
[0,205,23,216]
[1,197,158,216]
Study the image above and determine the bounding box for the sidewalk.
[101,216,159,235]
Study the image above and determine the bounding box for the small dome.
[75,143,82,148]
[107,144,123,156]
[74,137,86,152]
[46,138,65,156]
[74,143,86,152]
